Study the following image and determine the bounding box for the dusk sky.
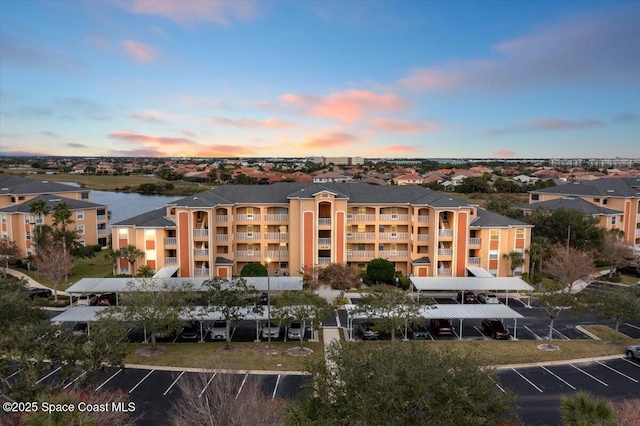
[1,0,639,159]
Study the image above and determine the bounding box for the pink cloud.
[485,117,605,135]
[122,40,158,63]
[398,69,457,91]
[494,149,517,158]
[122,0,258,26]
[205,116,292,129]
[371,118,439,134]
[280,90,408,123]
[300,131,358,149]
[130,110,176,123]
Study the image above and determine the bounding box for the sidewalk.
[6,268,69,296]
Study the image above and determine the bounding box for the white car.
[261,321,280,339]
[208,320,228,340]
[626,345,640,359]
[287,321,304,340]
[478,293,500,304]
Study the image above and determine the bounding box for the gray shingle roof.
[113,206,175,227]
[519,197,623,216]
[0,194,106,213]
[530,178,640,198]
[470,208,531,228]
[0,175,83,196]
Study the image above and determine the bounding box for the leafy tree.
[202,276,261,350]
[502,250,526,276]
[119,244,145,275]
[114,278,192,350]
[528,239,553,277]
[317,262,360,290]
[82,310,130,372]
[560,391,616,426]
[286,342,517,425]
[366,258,395,284]
[32,244,74,302]
[525,209,604,253]
[0,238,20,277]
[455,176,492,193]
[590,285,640,341]
[598,231,636,278]
[537,245,595,348]
[273,290,334,350]
[240,262,268,277]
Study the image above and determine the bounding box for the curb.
[575,325,601,340]
[123,363,309,375]
[493,354,624,370]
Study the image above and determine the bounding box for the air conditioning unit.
[347,214,353,220]
[246,233,253,239]
[391,232,397,239]
[346,232,353,238]
[246,214,253,220]
[391,214,398,220]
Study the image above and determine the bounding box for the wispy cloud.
[122,40,158,63]
[399,7,640,92]
[0,32,83,71]
[371,118,439,134]
[41,131,60,138]
[121,0,259,26]
[300,131,358,149]
[67,142,88,148]
[613,112,639,123]
[205,116,292,129]
[485,117,605,135]
[130,110,180,123]
[281,90,408,123]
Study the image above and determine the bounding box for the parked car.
[482,319,511,340]
[456,291,477,304]
[411,322,430,339]
[287,321,304,340]
[261,321,280,339]
[478,293,500,304]
[96,293,116,306]
[260,292,269,305]
[359,321,379,340]
[72,322,88,336]
[181,322,200,340]
[626,344,640,359]
[28,287,51,299]
[208,320,228,340]
[76,294,97,306]
[430,318,454,336]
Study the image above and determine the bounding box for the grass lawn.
[125,341,324,372]
[16,253,113,290]
[581,324,635,343]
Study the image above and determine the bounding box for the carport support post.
[459,319,463,340]
[513,319,517,340]
[255,320,260,342]
[143,326,147,343]
[200,321,204,343]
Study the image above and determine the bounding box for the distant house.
[312,172,351,183]
[393,173,424,186]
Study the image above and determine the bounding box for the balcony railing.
[165,257,177,265]
[97,229,108,235]
[236,214,261,222]
[417,215,429,223]
[468,257,481,265]
[379,251,409,258]
[264,232,288,240]
[318,218,331,226]
[194,249,209,257]
[379,232,408,240]
[380,214,409,222]
[97,214,107,221]
[438,229,453,237]
[193,229,209,237]
[347,232,375,240]
[347,214,376,222]
[438,249,453,256]
[469,238,481,245]
[318,238,331,246]
[236,251,262,259]
[438,268,452,276]
[216,234,228,242]
[416,234,429,242]
[346,250,375,259]
[216,215,228,223]
[317,257,331,265]
[264,250,289,259]
[265,214,289,222]
[236,233,261,240]
[164,237,177,245]
[194,268,210,277]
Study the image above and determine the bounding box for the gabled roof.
[0,194,106,213]
[113,206,175,227]
[519,197,623,216]
[530,178,640,198]
[0,175,82,196]
[470,208,531,228]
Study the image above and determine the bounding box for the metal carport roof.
[410,277,534,292]
[153,267,179,278]
[345,303,524,320]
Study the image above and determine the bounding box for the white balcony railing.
[636,228,640,235]
[469,238,481,245]
[216,234,228,242]
[164,237,177,245]
[165,257,177,265]
[194,268,210,277]
[468,257,481,265]
[317,257,331,265]
[236,251,261,258]
[264,250,289,259]
[379,232,408,240]
[265,214,288,222]
[438,268,452,276]
[97,229,107,235]
[193,229,209,237]
[236,233,261,240]
[216,215,228,223]
[318,218,331,226]
[347,232,375,240]
[264,232,288,240]
[438,249,453,256]
[347,250,375,259]
[318,238,331,246]
[380,214,409,222]
[417,215,429,223]
[97,214,107,221]
[347,214,376,222]
[236,214,261,222]
[194,249,209,257]
[379,251,408,258]
[438,229,454,237]
[417,234,429,242]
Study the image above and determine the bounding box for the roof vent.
[41,181,48,183]
[193,197,198,200]
[1,188,8,190]
[607,190,614,193]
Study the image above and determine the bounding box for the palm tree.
[560,391,616,426]
[502,250,526,276]
[137,264,155,277]
[29,199,49,251]
[119,244,145,276]
[52,202,74,283]
[104,248,122,277]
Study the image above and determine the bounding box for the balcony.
[194,249,209,257]
[347,214,376,222]
[193,229,209,238]
[380,214,409,222]
[318,237,332,245]
[317,257,331,265]
[346,250,375,259]
[216,234,229,242]
[438,268,452,277]
[379,251,409,258]
[264,250,289,259]
[438,249,453,256]
[164,237,177,245]
[469,238,481,245]
[417,215,429,223]
[379,232,408,240]
[194,268,210,277]
[416,234,429,242]
[468,257,481,265]
[265,214,288,222]
[97,214,107,221]
[347,232,375,240]
[216,215,228,223]
[236,251,262,259]
[97,229,108,235]
[165,257,177,265]
[264,232,288,240]
[236,214,261,222]
[318,218,331,226]
[236,233,261,240]
[438,229,454,237]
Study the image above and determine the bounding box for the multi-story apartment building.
[0,176,109,257]
[526,178,640,249]
[113,183,532,278]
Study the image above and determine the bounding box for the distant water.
[90,191,181,225]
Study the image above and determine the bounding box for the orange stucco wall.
[303,212,313,268]
[178,212,190,277]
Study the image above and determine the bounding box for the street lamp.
[266,257,272,350]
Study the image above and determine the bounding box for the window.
[25,214,31,224]
[531,194,539,201]
[78,240,85,247]
[357,263,365,269]
[379,244,385,251]
[358,224,365,233]
[26,231,31,240]
[489,250,499,260]
[357,244,365,251]
[602,199,608,205]
[81,192,89,200]
[77,211,84,220]
[490,229,499,240]
[515,229,524,239]
[379,225,385,232]
[594,198,600,203]
[77,225,85,235]
[612,216,617,225]
[1,215,6,223]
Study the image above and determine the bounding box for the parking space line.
[427,332,434,341]
[512,369,543,393]
[235,373,248,399]
[523,326,542,340]
[474,326,488,340]
[451,328,459,339]
[7,368,24,379]
[163,371,186,396]
[272,374,281,399]
[36,366,62,384]
[198,373,216,398]
[129,370,155,393]
[63,371,87,389]
[569,364,608,387]
[625,323,640,331]
[541,366,576,390]
[553,328,570,340]
[622,358,640,368]
[596,360,638,383]
[95,368,122,391]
